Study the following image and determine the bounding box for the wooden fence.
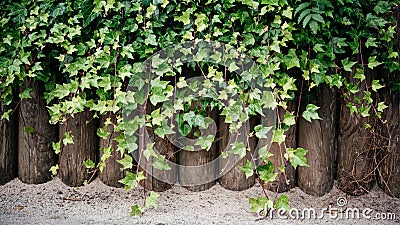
[0,73,399,198]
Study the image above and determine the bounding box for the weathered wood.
[18,79,57,184]
[99,114,125,187]
[377,84,400,198]
[138,102,178,192]
[59,110,98,187]
[0,99,18,185]
[218,116,257,191]
[178,102,218,191]
[297,84,337,196]
[337,65,375,195]
[267,101,297,193]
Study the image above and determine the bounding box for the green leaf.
[377,102,388,112]
[230,142,246,159]
[49,164,59,176]
[52,141,61,154]
[258,145,274,160]
[145,191,160,209]
[116,154,133,170]
[83,159,95,169]
[282,49,300,69]
[1,109,12,121]
[119,171,140,190]
[19,88,32,100]
[195,135,214,151]
[273,194,290,212]
[24,126,34,136]
[254,125,272,139]
[341,59,356,72]
[371,80,384,92]
[130,204,145,217]
[63,131,74,145]
[249,197,272,214]
[176,11,191,25]
[261,91,277,109]
[257,161,278,183]
[302,104,321,122]
[368,56,382,69]
[284,148,308,169]
[283,112,296,126]
[240,160,255,179]
[272,129,286,145]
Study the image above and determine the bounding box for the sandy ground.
[0,177,399,225]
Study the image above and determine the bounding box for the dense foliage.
[0,0,398,217]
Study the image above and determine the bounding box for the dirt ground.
[0,177,399,225]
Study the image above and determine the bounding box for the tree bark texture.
[297,84,338,196]
[337,66,375,195]
[59,110,98,187]
[218,116,257,191]
[0,99,18,185]
[18,78,57,184]
[99,114,125,187]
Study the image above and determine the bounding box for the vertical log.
[218,116,257,191]
[377,85,400,197]
[99,114,125,187]
[178,103,218,191]
[297,84,337,196]
[337,66,375,195]
[377,9,400,197]
[138,102,178,192]
[59,110,98,187]
[0,99,18,185]
[267,101,297,193]
[18,79,57,184]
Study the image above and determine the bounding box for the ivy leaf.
[24,126,34,136]
[261,91,277,109]
[83,159,95,169]
[145,191,160,209]
[377,102,388,112]
[371,80,384,92]
[119,171,140,190]
[368,56,382,69]
[273,194,290,212]
[153,155,171,170]
[282,49,300,69]
[254,125,272,139]
[283,112,296,126]
[284,148,308,169]
[63,131,74,145]
[1,109,12,121]
[195,135,214,151]
[116,154,133,170]
[257,161,278,183]
[19,88,32,100]
[341,58,356,72]
[249,197,272,214]
[230,142,246,159]
[49,164,59,176]
[130,204,144,217]
[240,160,254,179]
[52,141,61,154]
[302,104,321,122]
[272,129,286,145]
[258,145,274,160]
[175,11,191,25]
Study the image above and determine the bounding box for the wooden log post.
[267,101,297,193]
[377,10,400,197]
[377,83,400,198]
[0,99,18,185]
[178,102,218,191]
[337,66,375,195]
[297,84,337,196]
[59,110,98,187]
[99,114,125,187]
[218,116,257,191]
[138,102,178,192]
[18,79,57,184]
